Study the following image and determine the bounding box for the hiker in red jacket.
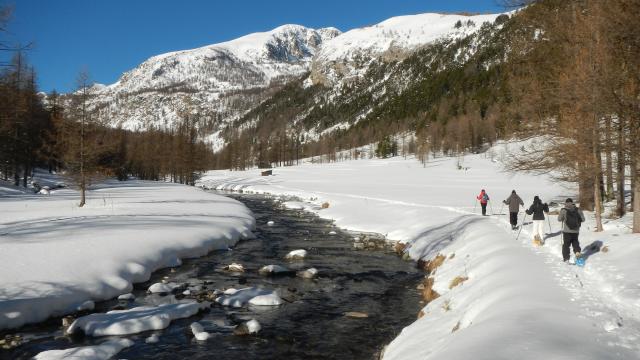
[477,189,490,216]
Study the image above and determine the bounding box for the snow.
[66,301,209,336]
[0,176,254,330]
[198,140,640,359]
[33,339,134,360]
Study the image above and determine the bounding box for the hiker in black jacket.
[557,198,586,262]
[503,190,524,230]
[526,196,549,245]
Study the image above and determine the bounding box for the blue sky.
[3,0,504,93]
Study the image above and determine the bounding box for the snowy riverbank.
[199,145,640,359]
[0,175,255,330]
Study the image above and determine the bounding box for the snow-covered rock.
[233,319,261,336]
[258,264,292,276]
[33,339,134,360]
[117,293,135,301]
[190,321,212,341]
[145,334,160,344]
[147,282,180,294]
[224,263,245,272]
[284,249,307,260]
[66,302,209,336]
[75,300,95,312]
[248,293,284,306]
[215,287,272,308]
[297,267,318,279]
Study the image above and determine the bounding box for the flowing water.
[6,193,423,360]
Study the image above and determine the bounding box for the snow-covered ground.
[199,142,640,359]
[0,173,255,331]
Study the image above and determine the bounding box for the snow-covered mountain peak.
[311,12,504,85]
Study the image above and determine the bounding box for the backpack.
[565,208,582,230]
[483,193,489,202]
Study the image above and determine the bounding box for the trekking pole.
[516,213,527,241]
[499,203,504,216]
[489,200,494,215]
[473,199,477,214]
[547,216,552,234]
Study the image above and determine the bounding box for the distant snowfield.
[199,142,640,359]
[0,176,254,330]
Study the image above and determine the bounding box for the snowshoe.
[575,252,585,267]
[532,235,543,247]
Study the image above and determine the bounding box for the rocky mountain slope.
[76,25,339,149]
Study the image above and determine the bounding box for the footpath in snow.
[0,172,255,330]
[199,144,640,359]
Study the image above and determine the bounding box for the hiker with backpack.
[503,190,524,230]
[526,196,549,245]
[557,198,585,263]
[476,189,490,216]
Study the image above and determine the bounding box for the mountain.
[215,11,511,168]
[75,24,340,149]
[71,12,507,156]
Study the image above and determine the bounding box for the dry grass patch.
[421,277,440,303]
[394,241,407,256]
[601,245,609,253]
[417,309,425,319]
[449,276,469,289]
[417,254,446,274]
[442,300,452,312]
[321,202,330,209]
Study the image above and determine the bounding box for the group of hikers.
[476,189,586,263]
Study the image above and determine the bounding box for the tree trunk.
[593,143,604,232]
[605,116,614,200]
[616,118,625,217]
[578,161,594,211]
[633,161,640,234]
